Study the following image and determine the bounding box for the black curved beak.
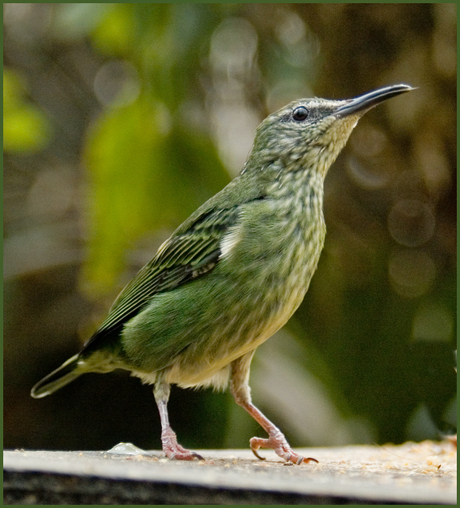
[335,84,415,118]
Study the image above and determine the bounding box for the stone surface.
[4,440,456,505]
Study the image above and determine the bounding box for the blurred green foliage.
[3,68,52,152]
[70,4,233,294]
[82,97,229,295]
[3,3,456,453]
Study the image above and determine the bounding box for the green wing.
[80,169,270,353]
[82,206,239,351]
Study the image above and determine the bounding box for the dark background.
[4,3,456,452]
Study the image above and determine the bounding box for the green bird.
[31,84,413,464]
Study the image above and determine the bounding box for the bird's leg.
[154,380,203,461]
[230,352,318,465]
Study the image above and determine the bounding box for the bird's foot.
[249,429,318,465]
[161,427,203,461]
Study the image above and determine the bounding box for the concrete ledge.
[4,441,456,505]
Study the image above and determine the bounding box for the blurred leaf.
[3,68,23,112]
[81,98,165,295]
[3,68,52,153]
[90,4,135,56]
[81,97,229,297]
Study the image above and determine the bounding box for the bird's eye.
[292,106,308,122]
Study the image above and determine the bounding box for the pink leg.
[154,381,203,461]
[231,352,318,465]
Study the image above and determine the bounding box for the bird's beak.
[335,84,415,118]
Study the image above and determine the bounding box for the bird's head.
[246,84,414,178]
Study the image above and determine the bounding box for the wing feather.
[82,206,240,349]
[81,168,271,352]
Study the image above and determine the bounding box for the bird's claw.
[251,446,266,461]
[166,448,204,461]
[250,435,318,465]
[161,427,204,461]
[294,455,318,465]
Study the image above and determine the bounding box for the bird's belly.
[125,224,325,390]
[161,312,294,390]
[162,263,312,389]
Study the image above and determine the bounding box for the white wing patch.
[219,227,241,260]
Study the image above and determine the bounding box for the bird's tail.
[31,354,83,398]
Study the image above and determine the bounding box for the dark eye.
[292,106,308,122]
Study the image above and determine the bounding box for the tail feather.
[31,354,83,398]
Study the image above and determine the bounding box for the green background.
[4,3,456,452]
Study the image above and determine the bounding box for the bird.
[31,84,414,464]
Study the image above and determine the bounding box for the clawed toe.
[294,455,318,464]
[160,425,204,461]
[168,450,203,461]
[250,434,317,465]
[251,447,266,461]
